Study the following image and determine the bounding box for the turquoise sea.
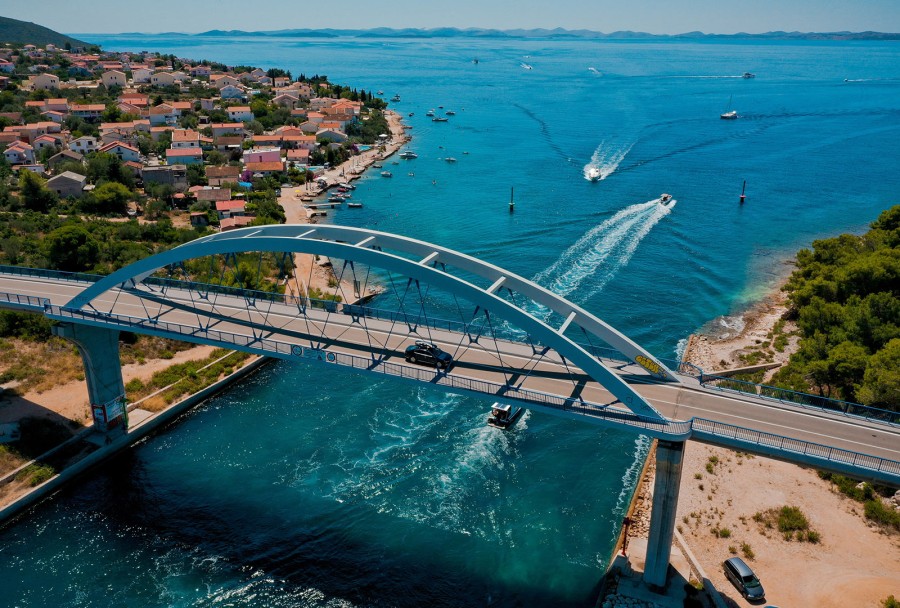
[1,35,899,607]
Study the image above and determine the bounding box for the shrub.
[777,505,810,533]
[864,500,900,532]
[741,542,755,560]
[883,595,900,608]
[15,462,55,486]
[805,530,822,543]
[719,528,732,538]
[705,462,715,474]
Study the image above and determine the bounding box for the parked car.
[404,340,453,370]
[723,557,766,602]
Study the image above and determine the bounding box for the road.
[1,273,898,471]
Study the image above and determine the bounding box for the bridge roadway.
[1,273,899,478]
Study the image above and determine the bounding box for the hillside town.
[0,41,392,232]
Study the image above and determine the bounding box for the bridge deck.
[1,272,898,485]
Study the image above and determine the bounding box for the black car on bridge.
[404,340,453,370]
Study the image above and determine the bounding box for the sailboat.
[721,95,738,120]
[509,186,515,213]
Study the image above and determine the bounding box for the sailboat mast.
[509,186,515,212]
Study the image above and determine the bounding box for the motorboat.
[373,162,383,168]
[425,110,435,117]
[445,110,456,116]
[377,90,384,95]
[742,72,755,79]
[399,150,418,159]
[338,182,355,190]
[408,112,414,117]
[521,62,533,70]
[432,116,449,122]
[347,202,363,208]
[328,195,346,203]
[381,171,393,178]
[587,167,601,182]
[487,403,523,429]
[660,193,674,206]
[391,94,401,102]
[444,157,457,163]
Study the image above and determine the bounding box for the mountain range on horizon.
[99,26,899,41]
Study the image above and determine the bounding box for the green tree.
[46,224,99,271]
[857,339,900,408]
[84,181,131,215]
[18,170,57,213]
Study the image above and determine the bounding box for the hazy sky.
[4,0,900,34]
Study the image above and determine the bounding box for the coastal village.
[0,41,404,233]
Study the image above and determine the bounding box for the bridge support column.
[53,323,127,432]
[642,439,686,590]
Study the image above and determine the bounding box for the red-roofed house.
[211,123,244,138]
[165,146,203,165]
[4,142,34,165]
[244,161,284,175]
[171,129,200,149]
[220,216,255,231]
[215,199,246,219]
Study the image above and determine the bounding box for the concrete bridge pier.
[642,439,686,590]
[53,323,127,432]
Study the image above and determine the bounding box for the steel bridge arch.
[67,224,680,421]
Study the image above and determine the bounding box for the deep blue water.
[1,36,898,607]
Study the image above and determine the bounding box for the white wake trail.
[583,141,633,182]
[534,198,674,308]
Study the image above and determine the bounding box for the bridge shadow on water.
[51,444,605,608]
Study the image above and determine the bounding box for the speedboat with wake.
[659,193,675,207]
[586,167,601,182]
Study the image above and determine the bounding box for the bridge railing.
[690,418,900,477]
[44,304,900,482]
[0,264,102,284]
[700,374,900,426]
[0,292,48,309]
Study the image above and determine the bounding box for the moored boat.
[391,94,401,102]
[720,110,738,120]
[432,116,449,122]
[347,202,363,208]
[399,150,418,159]
[381,171,393,178]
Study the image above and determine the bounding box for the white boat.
[520,62,533,70]
[391,94,401,102]
[338,182,355,190]
[487,403,523,429]
[445,110,456,116]
[381,171,393,178]
[377,90,384,95]
[660,193,674,206]
[721,95,738,120]
[399,150,418,159]
[587,167,601,182]
[425,109,435,117]
[347,202,363,208]
[432,116,448,122]
[444,157,457,163]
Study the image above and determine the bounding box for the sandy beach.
[621,279,900,608]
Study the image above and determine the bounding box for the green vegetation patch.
[818,471,899,533]
[14,462,55,487]
[772,205,900,409]
[753,505,822,542]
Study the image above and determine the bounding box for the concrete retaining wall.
[0,356,271,527]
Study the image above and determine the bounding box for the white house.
[4,142,35,165]
[30,73,60,91]
[101,70,127,88]
[69,135,98,153]
[226,106,254,122]
[150,71,177,87]
[98,141,141,163]
[219,84,246,100]
[132,68,152,83]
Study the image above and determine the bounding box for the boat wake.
[583,141,632,182]
[533,197,675,304]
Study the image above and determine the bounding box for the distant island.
[98,27,900,41]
